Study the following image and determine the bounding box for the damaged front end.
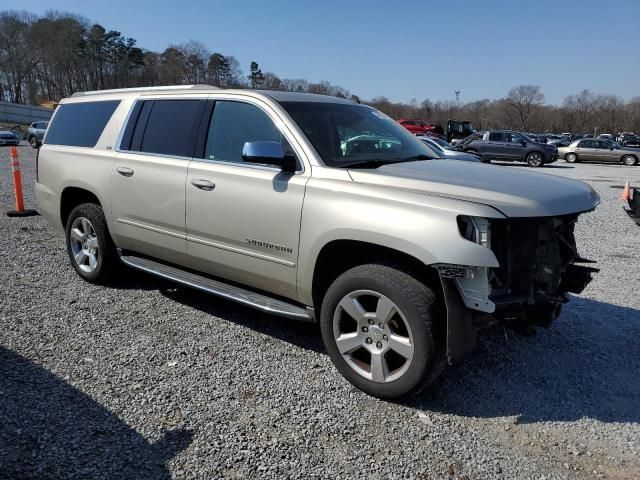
[437,213,598,362]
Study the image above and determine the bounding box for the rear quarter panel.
[35,97,133,233]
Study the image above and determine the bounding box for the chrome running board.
[119,253,313,322]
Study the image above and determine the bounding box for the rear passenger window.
[489,132,504,141]
[45,101,119,147]
[139,100,203,157]
[204,101,284,164]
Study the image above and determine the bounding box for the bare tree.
[506,85,545,131]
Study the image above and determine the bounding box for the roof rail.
[71,84,217,97]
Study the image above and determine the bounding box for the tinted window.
[489,132,504,141]
[140,100,202,157]
[204,101,284,164]
[596,141,611,149]
[45,101,119,147]
[505,133,524,144]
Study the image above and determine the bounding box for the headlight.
[457,216,491,247]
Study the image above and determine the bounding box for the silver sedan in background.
[558,138,639,166]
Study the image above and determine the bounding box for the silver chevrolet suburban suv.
[36,85,600,398]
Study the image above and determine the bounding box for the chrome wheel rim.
[69,217,99,273]
[624,156,634,166]
[567,153,576,162]
[529,153,542,166]
[333,290,414,383]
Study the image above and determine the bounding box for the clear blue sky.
[23,0,640,105]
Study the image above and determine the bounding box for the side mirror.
[242,141,297,172]
[521,140,527,146]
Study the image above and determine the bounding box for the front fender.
[296,177,504,305]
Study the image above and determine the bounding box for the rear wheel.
[622,155,637,166]
[65,203,119,284]
[565,152,578,163]
[320,264,444,399]
[29,136,38,148]
[526,152,544,167]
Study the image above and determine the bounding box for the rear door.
[575,139,596,161]
[111,97,206,266]
[484,131,508,159]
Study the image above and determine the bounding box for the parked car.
[460,130,558,167]
[10,125,26,139]
[621,136,640,148]
[0,129,20,146]
[35,86,599,399]
[546,134,571,147]
[397,119,443,136]
[417,136,482,162]
[28,120,49,148]
[558,139,638,165]
[598,134,614,140]
[446,120,474,145]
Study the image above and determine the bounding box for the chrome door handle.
[116,166,134,177]
[191,178,216,191]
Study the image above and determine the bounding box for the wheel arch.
[60,186,102,228]
[310,239,444,317]
[620,153,638,164]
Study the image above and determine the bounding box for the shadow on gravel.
[160,287,325,354]
[408,296,640,425]
[0,346,192,479]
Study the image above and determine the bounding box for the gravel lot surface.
[1,144,639,480]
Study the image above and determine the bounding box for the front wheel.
[29,136,38,149]
[65,203,119,284]
[622,155,637,166]
[526,152,544,167]
[320,264,444,399]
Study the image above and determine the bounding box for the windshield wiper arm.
[340,155,433,169]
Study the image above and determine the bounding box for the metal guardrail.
[0,101,53,125]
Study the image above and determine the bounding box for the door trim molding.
[187,235,296,267]
[116,218,186,239]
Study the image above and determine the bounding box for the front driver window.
[205,101,286,164]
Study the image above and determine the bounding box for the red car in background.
[397,119,444,136]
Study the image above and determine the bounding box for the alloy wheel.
[69,217,100,273]
[332,290,415,383]
[528,152,543,167]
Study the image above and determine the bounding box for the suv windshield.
[281,101,435,167]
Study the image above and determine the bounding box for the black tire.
[29,136,38,149]
[65,203,119,284]
[622,155,637,166]
[320,264,444,399]
[565,152,578,163]
[526,151,544,167]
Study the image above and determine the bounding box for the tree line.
[1,10,639,134]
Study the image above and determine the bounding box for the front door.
[593,140,615,163]
[185,99,309,300]
[503,132,528,160]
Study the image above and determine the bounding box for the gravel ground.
[1,144,639,480]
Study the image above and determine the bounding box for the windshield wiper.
[339,155,433,169]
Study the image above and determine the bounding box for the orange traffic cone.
[621,181,631,202]
[6,145,38,217]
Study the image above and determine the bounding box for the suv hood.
[348,160,599,217]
